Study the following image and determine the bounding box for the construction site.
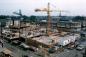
[0,1,86,57]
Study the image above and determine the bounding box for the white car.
[19,43,37,52]
[76,45,85,50]
[19,43,30,49]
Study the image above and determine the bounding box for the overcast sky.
[0,0,86,16]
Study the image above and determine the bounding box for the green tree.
[30,15,36,23]
[73,16,84,21]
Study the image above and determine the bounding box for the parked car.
[19,43,30,50]
[11,40,21,45]
[22,55,28,57]
[19,43,37,52]
[28,46,37,52]
[76,45,85,50]
[67,44,75,50]
[67,42,75,50]
[48,48,56,53]
[48,46,59,53]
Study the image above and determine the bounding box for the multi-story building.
[57,20,81,32]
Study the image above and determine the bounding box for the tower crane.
[13,9,29,21]
[35,3,51,36]
[13,9,23,39]
[13,9,22,17]
[57,10,68,17]
[35,3,68,36]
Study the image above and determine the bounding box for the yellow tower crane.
[35,3,52,36]
[35,3,68,36]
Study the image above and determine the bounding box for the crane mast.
[47,3,51,36]
[35,3,52,36]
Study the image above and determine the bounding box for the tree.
[73,16,84,21]
[30,15,36,23]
